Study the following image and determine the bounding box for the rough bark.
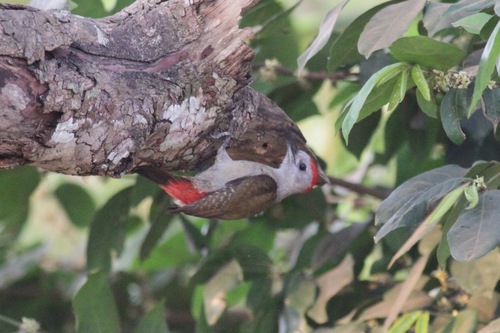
[0,0,309,177]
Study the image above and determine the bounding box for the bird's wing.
[170,174,278,220]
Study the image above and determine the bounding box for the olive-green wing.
[170,175,277,220]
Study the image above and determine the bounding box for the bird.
[136,140,328,220]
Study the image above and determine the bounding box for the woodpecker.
[136,141,328,220]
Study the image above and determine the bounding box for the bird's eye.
[299,162,307,171]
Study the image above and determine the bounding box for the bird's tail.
[135,166,206,206]
[135,166,180,185]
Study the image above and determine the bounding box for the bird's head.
[277,140,328,200]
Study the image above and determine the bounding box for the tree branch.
[252,62,357,82]
[0,0,317,177]
[328,176,390,200]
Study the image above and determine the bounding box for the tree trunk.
[0,0,308,177]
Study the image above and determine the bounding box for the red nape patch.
[160,180,206,205]
[306,159,318,192]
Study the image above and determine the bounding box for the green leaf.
[54,183,96,228]
[246,281,280,333]
[436,308,477,333]
[360,76,400,115]
[282,273,316,330]
[357,0,426,58]
[468,20,500,117]
[416,88,437,118]
[378,103,409,162]
[232,244,273,280]
[179,216,206,252]
[131,175,160,206]
[406,111,440,162]
[387,164,467,217]
[258,188,327,228]
[342,62,407,143]
[415,311,430,333]
[139,193,174,261]
[439,164,500,265]
[411,64,431,101]
[390,36,465,71]
[329,82,359,109]
[450,250,500,298]
[195,301,211,333]
[388,311,421,333]
[247,278,273,311]
[242,0,300,69]
[480,15,500,40]
[387,69,409,112]
[0,246,46,289]
[203,260,243,325]
[297,0,349,74]
[436,199,465,269]
[375,165,467,242]
[73,271,120,333]
[191,285,204,321]
[448,190,500,261]
[126,214,143,234]
[336,75,398,133]
[190,248,233,285]
[87,187,133,272]
[268,83,320,121]
[464,183,479,209]
[328,2,393,71]
[440,88,469,145]
[422,2,453,37]
[388,183,467,268]
[138,231,199,270]
[424,0,494,36]
[0,166,40,228]
[482,88,500,135]
[452,12,493,34]
[225,282,250,307]
[464,160,500,181]
[133,301,169,333]
[396,120,443,183]
[343,111,381,159]
[72,0,107,18]
[231,222,276,253]
[191,243,271,285]
[444,0,495,21]
[481,162,500,188]
[307,255,354,323]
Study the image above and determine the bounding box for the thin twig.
[252,63,357,82]
[328,176,390,200]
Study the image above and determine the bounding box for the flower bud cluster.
[259,58,280,81]
[432,70,472,90]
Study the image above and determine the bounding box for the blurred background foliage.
[1,0,500,332]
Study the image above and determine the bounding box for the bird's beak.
[315,166,329,186]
